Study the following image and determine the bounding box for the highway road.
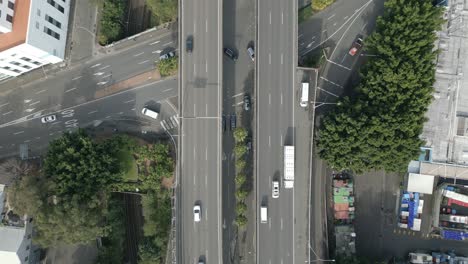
[256,0,296,263]
[0,30,178,127]
[178,0,222,263]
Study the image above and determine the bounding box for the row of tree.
[233,128,250,228]
[316,0,445,173]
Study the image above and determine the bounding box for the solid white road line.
[281,94,283,105]
[269,12,272,24]
[65,87,77,93]
[94,72,104,76]
[29,101,40,106]
[90,63,101,68]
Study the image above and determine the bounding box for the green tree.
[235,173,247,186]
[99,0,127,45]
[234,145,247,158]
[235,160,246,172]
[316,0,444,173]
[233,127,248,143]
[235,189,248,200]
[146,0,178,25]
[157,57,178,77]
[235,214,248,228]
[236,201,247,215]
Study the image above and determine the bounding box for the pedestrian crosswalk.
[161,115,179,131]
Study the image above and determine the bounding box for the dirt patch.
[94,70,161,99]
[161,174,174,189]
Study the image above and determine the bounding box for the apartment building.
[0,0,71,81]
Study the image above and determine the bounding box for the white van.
[141,107,159,119]
[260,205,268,223]
[300,82,309,107]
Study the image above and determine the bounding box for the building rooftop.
[0,0,31,53]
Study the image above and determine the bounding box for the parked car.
[141,107,159,119]
[246,140,252,154]
[193,204,201,222]
[160,51,176,60]
[222,115,226,132]
[41,115,56,123]
[224,47,238,61]
[348,37,364,56]
[243,94,251,111]
[247,46,255,61]
[186,36,193,53]
[230,114,236,130]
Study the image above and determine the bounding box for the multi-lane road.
[256,0,297,263]
[178,0,222,263]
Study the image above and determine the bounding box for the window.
[45,15,61,29]
[6,14,12,23]
[7,1,14,10]
[20,57,31,62]
[32,61,41,66]
[47,0,64,13]
[43,26,60,40]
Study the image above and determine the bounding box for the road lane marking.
[300,42,305,46]
[269,11,272,24]
[35,137,40,140]
[88,110,98,114]
[280,134,283,145]
[205,104,208,116]
[344,16,349,20]
[206,19,208,32]
[320,76,344,88]
[269,219,271,229]
[3,111,12,116]
[123,99,135,104]
[194,64,197,75]
[138,60,149,65]
[281,53,283,64]
[269,136,271,147]
[0,103,9,108]
[94,72,104,76]
[232,92,244,98]
[163,88,172,92]
[149,40,160,45]
[25,108,35,112]
[99,65,110,70]
[281,218,283,230]
[193,147,196,161]
[71,76,82,80]
[361,22,368,31]
[97,81,108,85]
[152,50,162,54]
[206,64,208,73]
[299,33,303,38]
[306,41,315,48]
[162,41,173,46]
[317,86,339,97]
[65,87,77,93]
[105,116,111,119]
[205,173,208,187]
[90,63,101,68]
[102,74,112,79]
[134,52,144,57]
[35,89,47,94]
[29,101,40,106]
[333,22,337,27]
[269,53,271,64]
[13,131,24,135]
[282,12,284,24]
[232,101,243,107]
[327,14,336,20]
[322,30,327,34]
[269,93,271,104]
[281,94,283,105]
[24,140,30,143]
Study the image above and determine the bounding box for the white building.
[0,0,71,81]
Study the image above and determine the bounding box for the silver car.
[41,115,56,123]
[160,51,176,60]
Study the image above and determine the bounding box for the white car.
[41,115,56,123]
[159,51,176,60]
[272,181,280,198]
[193,205,201,222]
[141,107,159,119]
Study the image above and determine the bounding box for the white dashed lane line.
[65,87,77,93]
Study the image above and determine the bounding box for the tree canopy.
[316,0,444,173]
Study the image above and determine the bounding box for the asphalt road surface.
[178,0,223,263]
[0,78,178,158]
[256,0,296,263]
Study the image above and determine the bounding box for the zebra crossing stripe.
[161,121,168,131]
[170,115,179,126]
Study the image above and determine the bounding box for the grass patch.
[300,49,325,68]
[117,149,138,182]
[312,0,336,11]
[298,5,314,24]
[156,57,178,77]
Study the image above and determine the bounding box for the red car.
[349,37,364,56]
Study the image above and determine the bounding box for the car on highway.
[186,36,193,54]
[230,114,236,130]
[246,140,252,154]
[243,94,251,111]
[193,205,201,222]
[272,180,280,198]
[141,107,159,119]
[348,37,364,56]
[160,51,176,60]
[247,46,255,61]
[224,47,238,61]
[222,115,226,132]
[41,115,56,123]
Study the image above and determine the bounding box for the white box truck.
[284,146,295,188]
[260,206,268,223]
[300,82,309,107]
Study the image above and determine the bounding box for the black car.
[186,35,193,53]
[222,115,226,132]
[230,114,236,130]
[243,94,251,111]
[224,48,238,61]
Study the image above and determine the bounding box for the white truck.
[283,146,295,188]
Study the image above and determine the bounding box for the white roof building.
[0,0,71,81]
